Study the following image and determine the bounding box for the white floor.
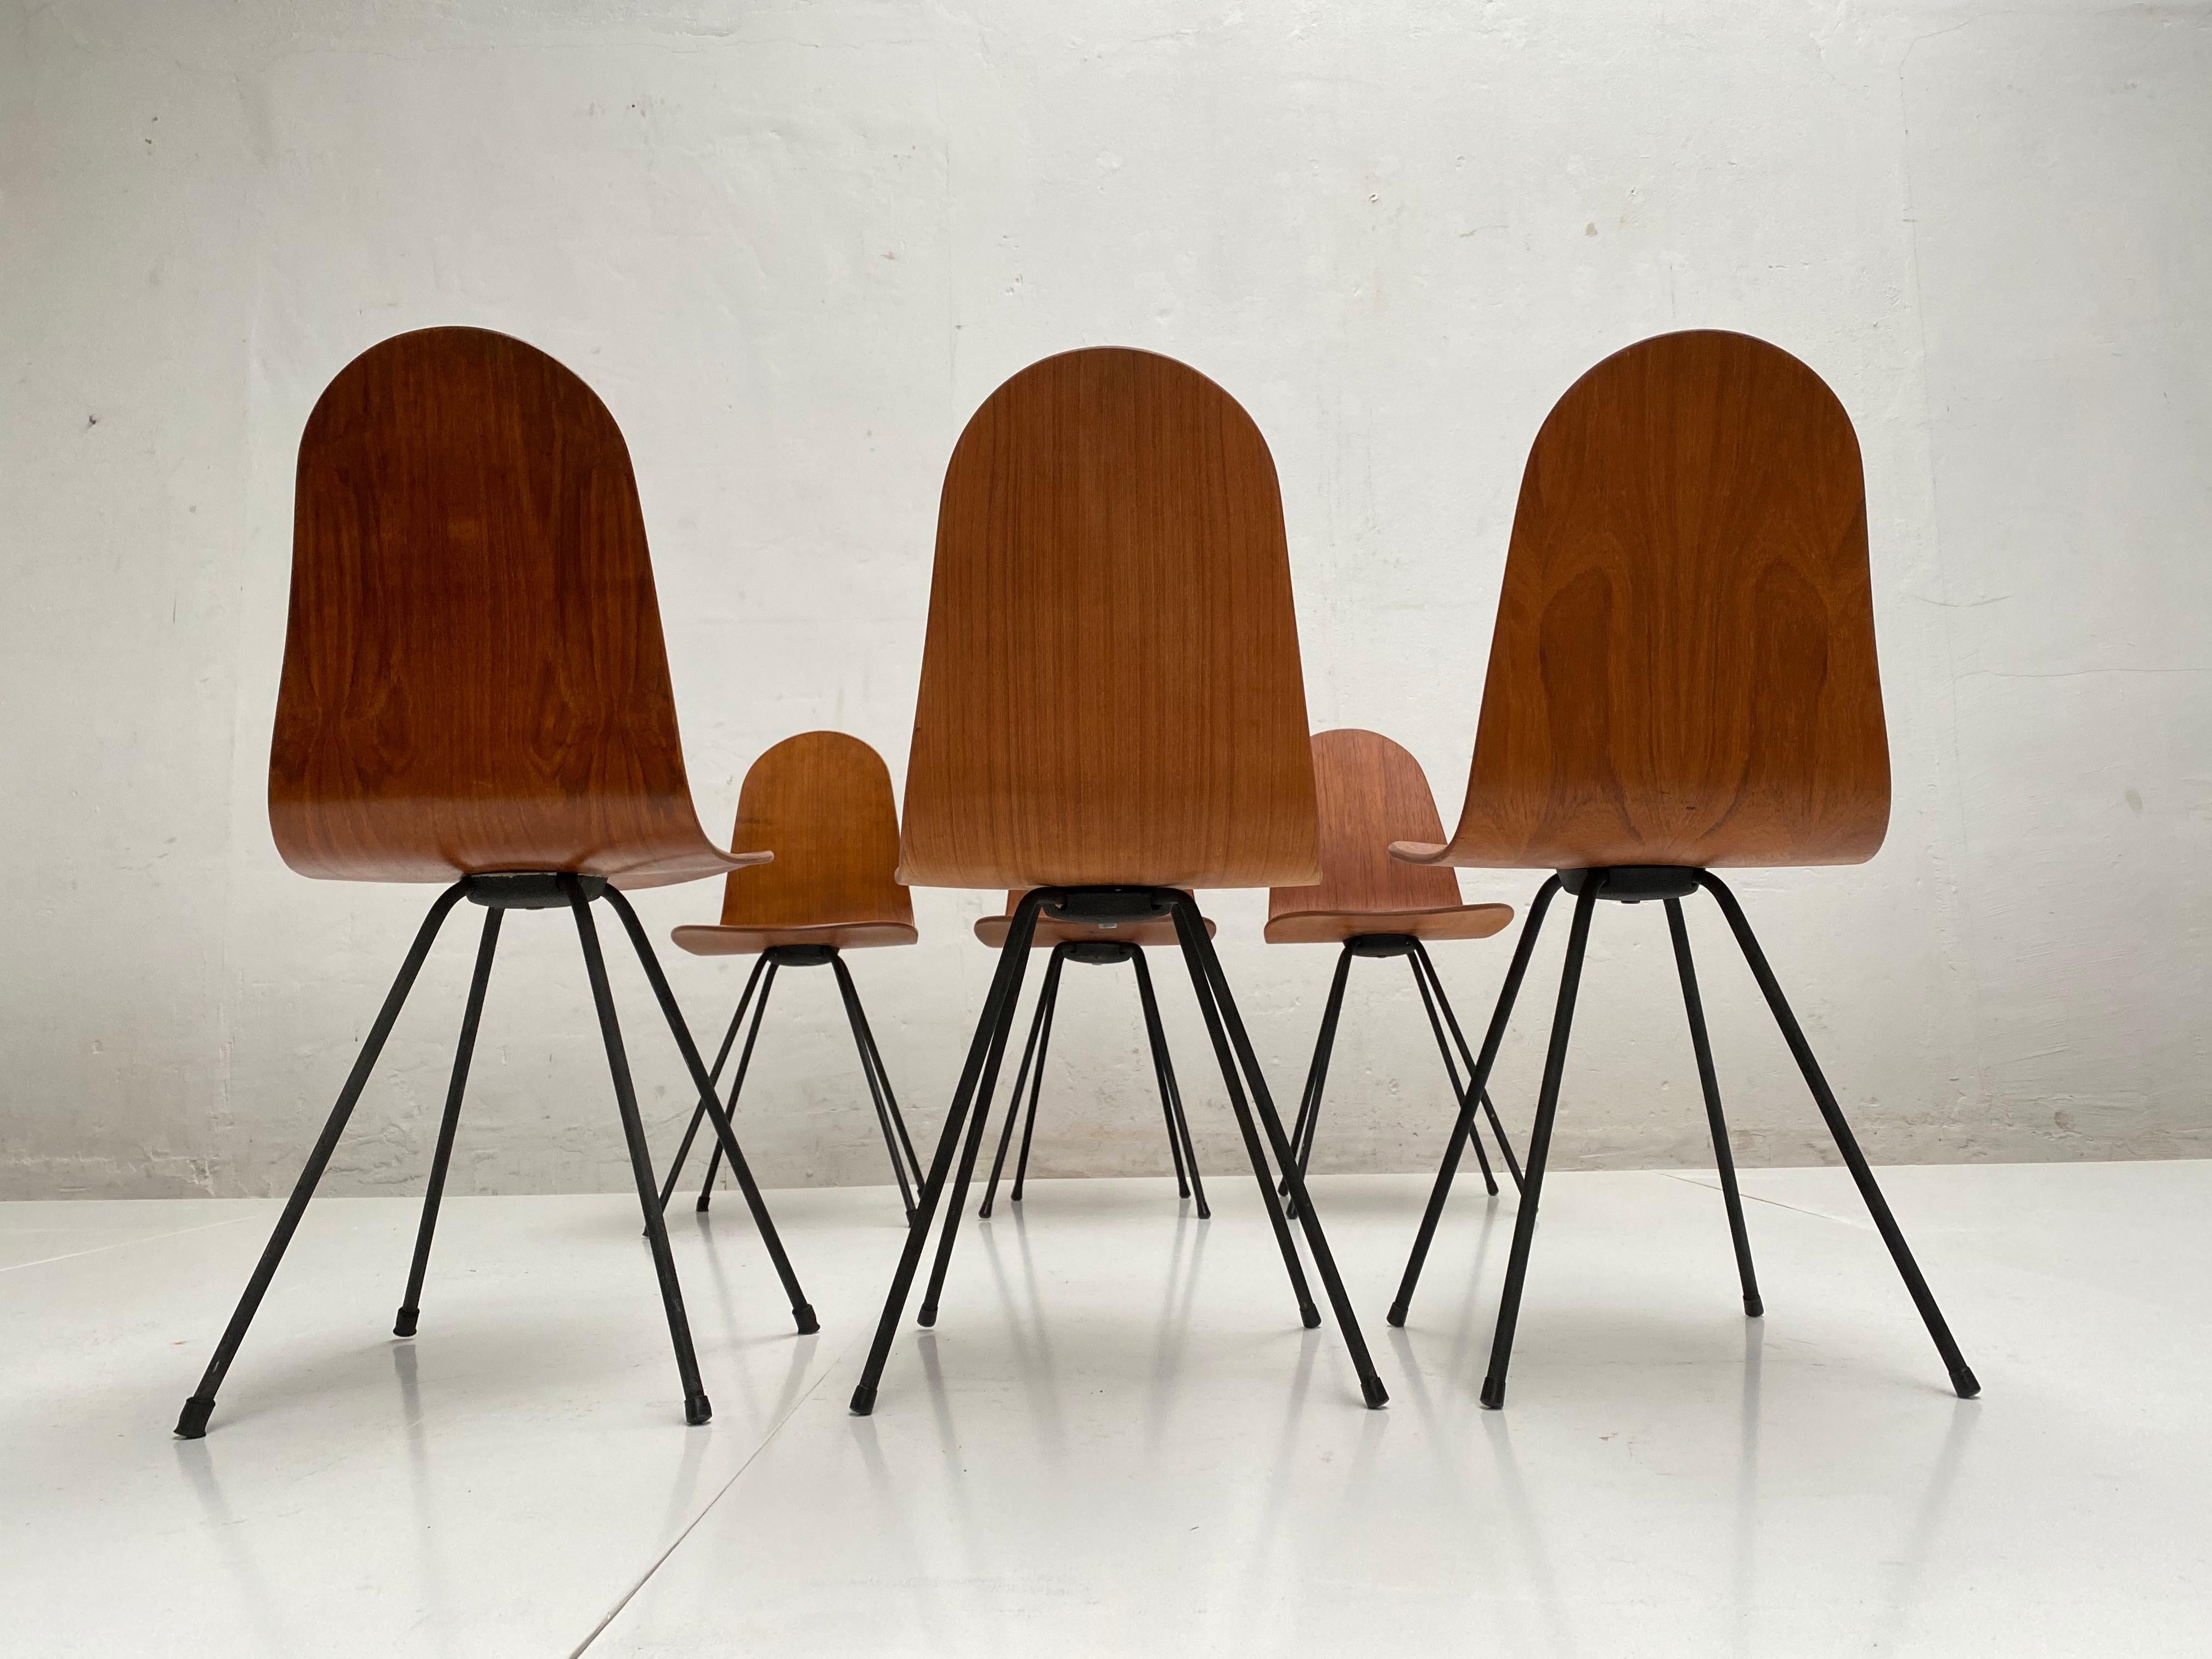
[3,1160,2207,1656]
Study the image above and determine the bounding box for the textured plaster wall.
[3,1,2207,1199]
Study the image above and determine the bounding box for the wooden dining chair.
[850,346,1387,1414]
[971,891,1217,1221]
[1384,330,1979,1408]
[174,327,815,1440]
[1266,729,1519,1213]
[653,731,924,1218]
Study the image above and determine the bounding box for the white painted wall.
[3,0,2207,1199]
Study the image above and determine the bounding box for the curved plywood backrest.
[270,326,740,889]
[1418,330,1889,872]
[899,347,1321,890]
[1268,730,1462,922]
[716,732,912,928]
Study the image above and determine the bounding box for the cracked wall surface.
[3,0,2207,1198]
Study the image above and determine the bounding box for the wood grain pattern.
[1265,730,1514,944]
[899,347,1321,891]
[673,731,918,956]
[974,891,1215,949]
[1400,330,1890,872]
[269,326,749,889]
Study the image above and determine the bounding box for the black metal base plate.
[1559,866,1703,902]
[1065,941,1137,965]
[466,872,608,910]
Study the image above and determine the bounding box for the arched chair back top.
[269,325,749,889]
[670,732,916,955]
[899,347,1322,892]
[1265,730,1511,945]
[716,733,911,928]
[1398,330,1889,874]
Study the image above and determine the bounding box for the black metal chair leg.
[394,906,504,1337]
[1281,945,1353,1217]
[1696,873,1978,1399]
[1389,875,1562,1328]
[832,953,923,1192]
[1664,897,1763,1318]
[1410,940,1524,1191]
[1009,949,1068,1205]
[1135,961,1191,1201]
[565,878,714,1426]
[930,946,1064,1313]
[1132,946,1209,1218]
[916,1071,1001,1325]
[175,881,470,1438]
[980,955,1057,1218]
[850,893,1046,1415]
[1169,895,1387,1408]
[654,952,769,1212]
[602,888,817,1335]
[1410,951,1499,1197]
[1173,923,1319,1328]
[689,962,779,1214]
[1480,879,1601,1409]
[830,956,917,1215]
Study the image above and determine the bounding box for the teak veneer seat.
[850,345,1387,1417]
[1264,731,1514,947]
[658,732,924,1216]
[974,890,1215,950]
[1384,329,1979,1410]
[1265,730,1520,1206]
[175,327,813,1441]
[673,732,919,956]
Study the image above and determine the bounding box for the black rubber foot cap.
[848,1384,877,1416]
[1951,1366,1982,1400]
[1744,1293,1764,1318]
[393,1307,419,1338]
[792,1304,819,1336]
[1362,1376,1390,1409]
[1300,1305,1322,1330]
[175,1396,215,1438]
[977,1203,994,1220]
[1479,1376,1505,1410]
[916,1304,938,1329]
[1385,1301,1409,1328]
[694,1196,712,1214]
[684,1392,713,1426]
[1195,1204,1212,1221]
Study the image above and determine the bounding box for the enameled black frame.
[173,872,815,1439]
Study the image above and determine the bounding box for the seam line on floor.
[1660,1170,1876,1229]
[0,1212,263,1275]
[568,1329,863,1656]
